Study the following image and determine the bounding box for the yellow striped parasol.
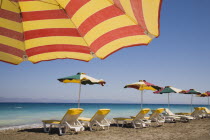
[0,0,162,65]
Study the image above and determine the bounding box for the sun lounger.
[79,109,110,131]
[148,108,165,126]
[42,108,84,135]
[113,108,151,128]
[164,108,194,122]
[191,107,205,119]
[201,107,210,118]
[175,107,205,120]
[150,109,175,123]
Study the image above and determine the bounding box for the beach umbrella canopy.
[0,0,162,65]
[58,73,105,108]
[153,87,164,94]
[160,86,182,108]
[124,80,161,109]
[202,91,210,96]
[180,89,201,95]
[179,89,201,112]
[197,91,210,109]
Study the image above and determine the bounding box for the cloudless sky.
[0,0,210,105]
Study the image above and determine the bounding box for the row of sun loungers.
[42,107,210,135]
[42,108,110,135]
[113,108,165,128]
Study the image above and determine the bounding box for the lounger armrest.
[76,120,83,125]
[162,113,168,116]
[103,119,110,124]
[158,116,165,120]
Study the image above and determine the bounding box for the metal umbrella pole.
[168,93,170,108]
[191,94,193,112]
[141,90,143,109]
[78,83,82,108]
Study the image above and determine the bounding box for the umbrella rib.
[7,0,18,7]
[53,0,96,58]
[105,0,155,39]
[34,0,60,6]
[0,0,2,9]
[105,0,141,26]
[10,0,28,61]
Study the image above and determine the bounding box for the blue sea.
[0,103,209,129]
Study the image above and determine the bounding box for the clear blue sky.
[0,0,210,104]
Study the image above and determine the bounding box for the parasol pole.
[78,83,82,108]
[168,93,170,108]
[141,90,143,109]
[191,94,193,112]
[208,97,209,109]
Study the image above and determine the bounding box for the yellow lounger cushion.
[66,108,84,115]
[155,108,164,113]
[140,108,150,114]
[42,120,61,124]
[194,107,203,110]
[130,116,149,119]
[97,109,110,115]
[175,113,191,115]
[144,117,149,120]
[78,117,91,122]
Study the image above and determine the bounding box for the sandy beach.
[1,118,210,140]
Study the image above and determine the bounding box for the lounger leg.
[58,125,63,136]
[97,125,100,131]
[90,123,93,131]
[132,122,136,128]
[80,126,85,131]
[49,124,52,133]
[156,121,159,126]
[116,120,119,127]
[141,123,146,128]
[43,123,48,132]
[122,121,125,127]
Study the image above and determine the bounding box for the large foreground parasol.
[0,0,162,64]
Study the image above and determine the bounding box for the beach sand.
[1,119,210,140]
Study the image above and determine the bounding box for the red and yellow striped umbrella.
[124,80,161,109]
[0,0,162,65]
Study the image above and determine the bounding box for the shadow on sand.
[18,128,60,135]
